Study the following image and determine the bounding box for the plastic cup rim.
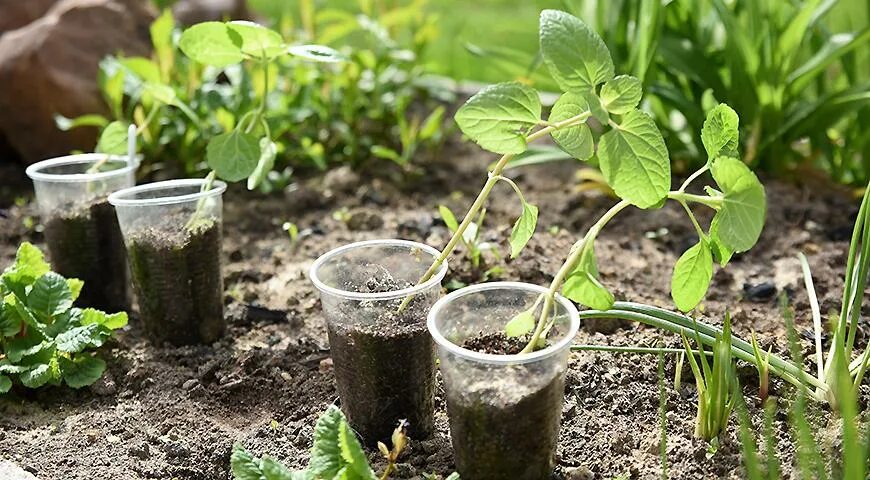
[108,178,227,207]
[25,153,140,184]
[427,281,580,365]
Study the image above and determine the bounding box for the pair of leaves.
[231,406,376,480]
[561,244,614,310]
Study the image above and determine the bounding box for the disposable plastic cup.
[309,239,448,447]
[109,179,226,345]
[428,282,580,480]
[26,153,137,312]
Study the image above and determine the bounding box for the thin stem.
[667,191,724,210]
[798,253,825,384]
[678,164,710,192]
[677,200,706,240]
[397,110,591,312]
[492,175,526,204]
[571,344,713,356]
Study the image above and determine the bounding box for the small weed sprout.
[682,314,736,442]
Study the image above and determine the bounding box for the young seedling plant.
[0,243,127,393]
[397,11,767,354]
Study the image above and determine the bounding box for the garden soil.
[0,139,862,479]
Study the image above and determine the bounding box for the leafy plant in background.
[58,2,450,189]
[231,405,459,480]
[0,243,127,393]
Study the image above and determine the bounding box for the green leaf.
[60,355,106,388]
[287,44,345,63]
[80,308,128,330]
[709,236,734,267]
[338,421,376,479]
[600,75,643,115]
[701,104,739,160]
[118,57,161,83]
[787,30,870,92]
[55,323,111,353]
[309,406,345,478]
[671,240,714,312]
[505,311,535,338]
[561,244,614,310]
[67,279,84,302]
[150,9,175,69]
[230,444,262,480]
[509,202,538,258]
[539,9,614,91]
[142,82,176,105]
[207,131,261,182]
[227,21,286,59]
[0,303,21,336]
[597,109,670,208]
[438,205,459,232]
[710,156,766,252]
[0,375,10,393]
[96,121,130,155]
[549,93,593,161]
[27,272,72,319]
[55,114,108,131]
[454,82,541,154]
[247,138,278,190]
[20,361,58,389]
[5,334,47,363]
[179,22,245,67]
[370,145,400,162]
[3,242,50,287]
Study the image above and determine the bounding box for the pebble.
[163,441,190,458]
[129,442,150,460]
[319,357,334,372]
[743,281,777,301]
[90,375,117,396]
[566,466,594,480]
[346,210,384,231]
[182,379,199,391]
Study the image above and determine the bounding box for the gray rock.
[0,461,39,480]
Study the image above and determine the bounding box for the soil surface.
[0,138,862,479]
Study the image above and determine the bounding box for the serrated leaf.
[509,202,538,258]
[59,355,106,388]
[28,272,72,319]
[81,308,128,330]
[4,242,50,286]
[549,93,593,161]
[338,421,376,479]
[454,82,541,154]
[0,375,10,393]
[597,109,670,208]
[5,334,46,363]
[179,22,245,67]
[207,131,261,182]
[539,9,614,91]
[438,205,459,232]
[96,121,130,155]
[20,361,57,389]
[701,104,739,160]
[55,323,111,353]
[247,138,278,190]
[561,245,614,310]
[582,91,610,124]
[710,157,766,252]
[505,311,535,338]
[0,303,21,336]
[287,44,345,63]
[67,279,84,302]
[671,240,714,312]
[600,75,642,115]
[230,444,262,480]
[309,406,345,478]
[227,21,286,59]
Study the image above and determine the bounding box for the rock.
[743,281,777,302]
[90,374,117,396]
[182,379,199,390]
[346,209,384,231]
[0,461,39,480]
[128,442,150,460]
[565,466,594,480]
[319,357,333,373]
[322,166,360,193]
[0,0,57,36]
[163,441,191,458]
[0,0,154,164]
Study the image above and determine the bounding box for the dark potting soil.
[444,358,566,480]
[43,199,129,312]
[461,331,527,355]
[126,215,225,345]
[327,272,436,447]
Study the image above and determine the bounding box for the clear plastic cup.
[309,239,448,447]
[428,282,580,480]
[109,179,227,345]
[26,153,138,312]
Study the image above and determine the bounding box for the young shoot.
[682,314,736,442]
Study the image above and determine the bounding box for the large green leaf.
[27,272,73,319]
[338,422,376,480]
[0,375,10,393]
[600,75,642,115]
[454,82,541,154]
[549,93,593,161]
[504,310,535,338]
[671,240,714,312]
[80,308,128,330]
[539,10,614,91]
[710,157,766,252]
[179,22,245,67]
[2,242,49,291]
[509,201,538,259]
[96,121,130,155]
[597,109,670,208]
[55,323,111,353]
[308,406,345,478]
[0,302,21,337]
[59,355,106,388]
[207,131,261,182]
[20,359,59,389]
[227,21,286,59]
[231,444,307,480]
[701,104,739,160]
[561,245,614,310]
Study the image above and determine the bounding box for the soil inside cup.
[125,214,225,345]
[445,332,565,480]
[43,199,129,312]
[326,271,436,448]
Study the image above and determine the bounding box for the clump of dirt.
[43,199,129,312]
[126,214,224,345]
[461,332,526,355]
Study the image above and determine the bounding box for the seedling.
[0,243,128,393]
[438,205,500,270]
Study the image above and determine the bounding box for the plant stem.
[667,191,723,209]
[397,111,591,312]
[571,344,713,356]
[678,164,710,192]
